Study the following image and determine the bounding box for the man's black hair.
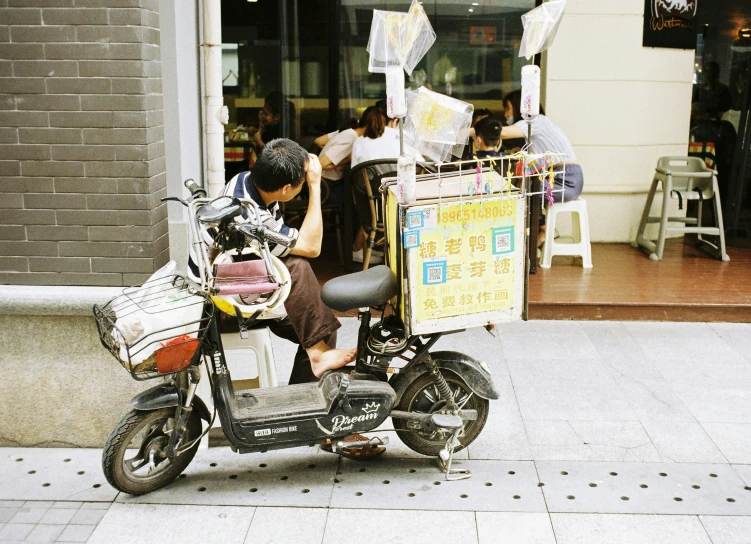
[251,138,308,192]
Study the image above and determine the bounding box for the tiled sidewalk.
[2,320,751,542]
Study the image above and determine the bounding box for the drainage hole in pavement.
[485,482,493,487]
[567,495,575,500]
[280,476,288,481]
[42,483,51,487]
[301,489,310,493]
[674,497,683,502]
[692,485,700,489]
[355,492,362,496]
[610,472,618,476]
[560,471,568,475]
[259,464,267,468]
[508,471,516,475]
[461,494,469,498]
[28,470,36,475]
[359,468,366,473]
[727,498,736,503]
[198,487,206,492]
[408,493,415,497]
[334,479,340,484]
[589,483,597,488]
[659,473,668,477]
[640,484,648,489]
[308,464,316,469]
[93,484,101,489]
[210,463,218,467]
[229,475,238,480]
[64,458,71,462]
[179,474,187,479]
[710,473,718,478]
[745,486,751,491]
[383,480,390,485]
[15,458,23,462]
[77,471,85,475]
[513,495,521,500]
[409,469,416,473]
[537,482,545,487]
[434,481,441,486]
[249,488,258,493]
[621,496,629,501]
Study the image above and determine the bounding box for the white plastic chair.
[634,156,729,262]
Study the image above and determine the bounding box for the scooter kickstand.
[437,429,471,481]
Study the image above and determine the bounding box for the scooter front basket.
[93,275,214,381]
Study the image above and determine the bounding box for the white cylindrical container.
[386,66,407,118]
[520,64,541,120]
[397,154,416,204]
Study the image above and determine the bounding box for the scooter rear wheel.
[393,370,489,457]
[102,407,202,495]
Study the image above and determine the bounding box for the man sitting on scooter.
[224,138,357,384]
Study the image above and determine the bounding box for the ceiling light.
[472,2,479,5]
[468,8,474,12]
[740,28,751,40]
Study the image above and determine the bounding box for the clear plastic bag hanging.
[366,0,436,75]
[519,0,566,60]
[403,87,473,163]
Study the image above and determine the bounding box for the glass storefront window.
[220,0,537,180]
[338,0,536,127]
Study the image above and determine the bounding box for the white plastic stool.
[540,198,593,269]
[196,327,278,447]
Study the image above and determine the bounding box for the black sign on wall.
[643,0,698,49]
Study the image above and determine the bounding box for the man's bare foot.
[308,341,357,378]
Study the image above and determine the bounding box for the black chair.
[282,178,344,265]
[345,159,399,270]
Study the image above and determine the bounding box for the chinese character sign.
[406,196,521,324]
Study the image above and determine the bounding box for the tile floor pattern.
[2,320,751,542]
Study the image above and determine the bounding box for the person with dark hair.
[694,62,733,119]
[223,139,356,383]
[251,91,296,151]
[501,89,581,203]
[316,106,382,184]
[501,90,527,154]
[472,117,504,159]
[501,90,582,242]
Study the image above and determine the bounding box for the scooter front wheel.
[393,370,489,456]
[102,407,202,495]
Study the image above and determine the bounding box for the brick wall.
[0,0,168,286]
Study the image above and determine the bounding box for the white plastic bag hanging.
[403,87,474,163]
[519,0,566,60]
[366,0,436,75]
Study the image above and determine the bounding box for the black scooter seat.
[321,265,398,312]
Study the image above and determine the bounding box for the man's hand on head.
[306,154,322,188]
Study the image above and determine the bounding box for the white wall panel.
[548,15,696,83]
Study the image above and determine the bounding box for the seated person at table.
[501,92,526,154]
[251,91,295,151]
[221,139,356,383]
[316,106,382,184]
[501,90,582,205]
[472,117,504,160]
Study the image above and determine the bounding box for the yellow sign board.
[407,197,520,324]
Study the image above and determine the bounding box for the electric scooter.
[94,180,498,495]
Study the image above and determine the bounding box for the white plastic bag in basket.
[112,261,202,365]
